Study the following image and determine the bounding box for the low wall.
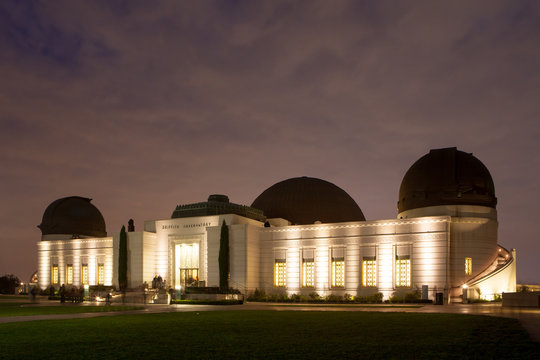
[502,292,540,307]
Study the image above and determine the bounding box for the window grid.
[81,264,89,285]
[274,261,286,287]
[362,260,377,287]
[97,264,105,285]
[465,257,472,275]
[51,265,59,285]
[302,261,315,288]
[66,265,73,285]
[395,258,411,287]
[331,259,345,288]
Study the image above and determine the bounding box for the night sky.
[1,1,539,283]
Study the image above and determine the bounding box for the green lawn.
[267,303,423,308]
[0,302,142,317]
[0,311,538,359]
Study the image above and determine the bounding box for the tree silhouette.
[118,225,128,291]
[218,220,229,290]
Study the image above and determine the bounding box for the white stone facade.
[37,204,515,303]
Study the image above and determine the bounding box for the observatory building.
[37,147,516,303]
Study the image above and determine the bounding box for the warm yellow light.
[81,264,89,285]
[302,261,314,287]
[362,260,376,287]
[66,265,73,285]
[331,260,345,288]
[51,265,59,285]
[176,243,200,288]
[274,261,286,287]
[465,257,472,275]
[462,284,468,289]
[395,258,411,287]
[97,264,105,285]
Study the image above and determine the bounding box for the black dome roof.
[398,147,497,214]
[38,196,107,238]
[251,177,365,225]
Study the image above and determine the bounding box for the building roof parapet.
[171,194,266,222]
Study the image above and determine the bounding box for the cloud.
[1,0,539,282]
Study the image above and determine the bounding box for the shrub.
[389,290,421,303]
[247,288,268,301]
[325,294,343,303]
[404,290,421,302]
[290,293,307,302]
[354,292,383,303]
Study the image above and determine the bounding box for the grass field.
[0,302,142,317]
[267,303,423,308]
[1,310,539,359]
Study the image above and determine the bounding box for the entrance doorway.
[174,243,199,290]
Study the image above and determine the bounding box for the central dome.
[251,177,365,225]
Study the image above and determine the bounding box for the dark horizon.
[1,1,539,284]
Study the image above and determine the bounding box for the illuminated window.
[274,260,287,287]
[302,261,314,287]
[51,265,59,285]
[331,247,345,288]
[395,257,410,287]
[362,258,376,287]
[66,265,73,285]
[302,249,315,288]
[465,257,472,275]
[97,264,105,285]
[332,260,345,287]
[81,264,89,285]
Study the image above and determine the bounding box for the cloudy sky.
[1,0,539,283]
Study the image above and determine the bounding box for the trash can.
[435,292,443,305]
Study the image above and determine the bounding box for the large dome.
[251,177,365,225]
[398,147,497,214]
[38,196,107,238]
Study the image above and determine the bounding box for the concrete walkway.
[1,301,540,342]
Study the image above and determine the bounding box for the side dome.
[398,147,497,214]
[38,196,107,238]
[251,177,365,225]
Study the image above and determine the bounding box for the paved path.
[2,301,540,342]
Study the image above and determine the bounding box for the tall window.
[302,249,315,288]
[395,256,411,287]
[97,264,105,285]
[51,265,59,285]
[274,249,287,287]
[465,257,472,275]
[81,264,89,285]
[274,260,286,287]
[66,265,73,285]
[362,258,376,287]
[331,248,345,288]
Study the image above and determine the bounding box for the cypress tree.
[118,225,128,291]
[218,220,229,290]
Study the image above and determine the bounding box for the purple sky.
[1,1,539,283]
